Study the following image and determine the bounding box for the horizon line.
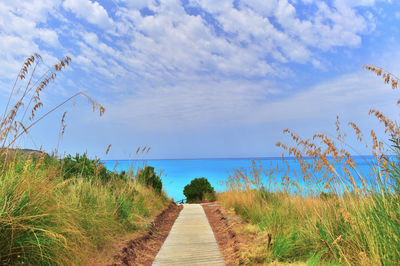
[101,154,387,161]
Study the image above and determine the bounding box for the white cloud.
[0,36,36,81]
[117,0,155,10]
[81,32,117,55]
[0,1,62,80]
[0,35,37,58]
[1,0,61,22]
[269,0,370,50]
[63,0,113,29]
[251,72,397,124]
[242,0,277,16]
[0,0,394,147]
[0,0,378,85]
[41,0,385,130]
[103,78,279,130]
[37,29,60,47]
[0,0,384,97]
[183,0,374,68]
[190,0,233,14]
[342,0,377,7]
[100,68,400,151]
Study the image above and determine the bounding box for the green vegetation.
[220,160,400,265]
[183,177,216,203]
[0,152,169,265]
[61,153,128,183]
[218,66,400,265]
[0,55,170,264]
[136,166,163,194]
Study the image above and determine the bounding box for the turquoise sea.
[102,156,387,201]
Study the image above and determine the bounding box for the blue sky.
[1,0,400,159]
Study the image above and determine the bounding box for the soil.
[110,202,182,266]
[202,202,241,265]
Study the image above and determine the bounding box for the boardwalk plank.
[153,204,225,266]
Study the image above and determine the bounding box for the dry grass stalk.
[105,144,112,155]
[219,65,400,265]
[0,54,106,152]
[363,64,399,89]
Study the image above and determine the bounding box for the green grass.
[219,150,400,265]
[0,153,169,265]
[219,64,400,264]
[0,55,170,264]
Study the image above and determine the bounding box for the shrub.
[0,154,169,265]
[61,153,128,183]
[136,166,162,194]
[319,191,338,200]
[183,177,215,203]
[61,153,109,181]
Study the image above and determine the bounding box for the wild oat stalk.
[362,64,399,90]
[0,54,105,152]
[220,65,400,265]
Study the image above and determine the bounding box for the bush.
[136,166,162,194]
[61,153,127,183]
[0,154,169,265]
[319,191,338,201]
[61,153,109,181]
[183,177,215,203]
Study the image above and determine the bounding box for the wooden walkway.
[153,204,225,265]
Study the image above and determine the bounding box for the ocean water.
[102,156,385,201]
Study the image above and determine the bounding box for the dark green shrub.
[183,177,215,203]
[319,191,338,201]
[136,166,162,194]
[61,153,110,182]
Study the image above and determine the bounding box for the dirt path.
[110,202,182,265]
[201,202,241,265]
[110,202,240,265]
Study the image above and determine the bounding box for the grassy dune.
[0,153,169,265]
[220,187,400,265]
[218,66,400,265]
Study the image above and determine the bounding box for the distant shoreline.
[101,154,390,162]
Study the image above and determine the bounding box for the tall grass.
[0,55,170,264]
[0,154,168,264]
[219,66,400,265]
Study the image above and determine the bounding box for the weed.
[219,65,400,264]
[0,55,170,264]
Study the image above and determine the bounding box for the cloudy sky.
[1,0,399,159]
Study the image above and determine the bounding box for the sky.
[1,0,400,159]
